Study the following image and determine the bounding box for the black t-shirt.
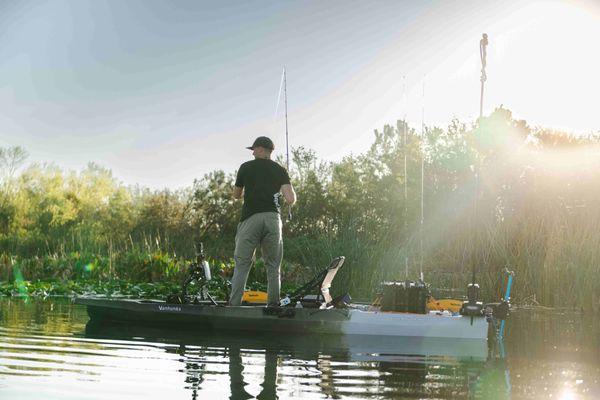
[235,158,291,221]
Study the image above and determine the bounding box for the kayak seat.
[282,256,345,308]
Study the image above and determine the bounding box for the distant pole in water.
[473,34,488,288]
[284,67,292,221]
[479,33,488,119]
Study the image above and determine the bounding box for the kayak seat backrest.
[320,256,345,304]
[290,256,345,307]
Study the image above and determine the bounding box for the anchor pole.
[479,33,488,119]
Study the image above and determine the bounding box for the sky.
[0,0,598,189]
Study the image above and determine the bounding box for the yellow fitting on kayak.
[427,298,463,313]
[242,290,268,304]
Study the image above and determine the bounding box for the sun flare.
[491,1,600,133]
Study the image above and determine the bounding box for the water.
[0,298,598,399]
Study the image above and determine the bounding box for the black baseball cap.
[246,136,274,150]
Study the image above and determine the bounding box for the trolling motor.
[167,242,217,305]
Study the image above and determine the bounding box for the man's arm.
[281,184,296,205]
[233,185,243,199]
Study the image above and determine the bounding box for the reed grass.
[1,108,599,311]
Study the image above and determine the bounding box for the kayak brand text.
[158,305,181,312]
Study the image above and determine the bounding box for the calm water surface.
[0,297,598,399]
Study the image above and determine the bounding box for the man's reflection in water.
[228,347,279,400]
[228,347,253,399]
[178,344,205,400]
[316,355,340,399]
[257,349,278,400]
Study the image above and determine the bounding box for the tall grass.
[1,108,599,311]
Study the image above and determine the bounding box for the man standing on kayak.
[229,136,297,307]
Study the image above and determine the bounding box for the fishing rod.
[275,67,293,221]
[283,67,292,221]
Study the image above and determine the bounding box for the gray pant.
[229,212,283,306]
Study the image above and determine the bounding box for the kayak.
[76,252,509,351]
[75,297,490,341]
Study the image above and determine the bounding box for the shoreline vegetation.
[1,108,599,312]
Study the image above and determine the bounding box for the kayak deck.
[75,297,489,341]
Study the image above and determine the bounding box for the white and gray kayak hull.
[76,297,489,341]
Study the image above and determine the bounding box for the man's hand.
[281,184,296,205]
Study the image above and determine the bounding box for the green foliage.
[190,171,239,258]
[0,279,183,299]
[0,109,599,311]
